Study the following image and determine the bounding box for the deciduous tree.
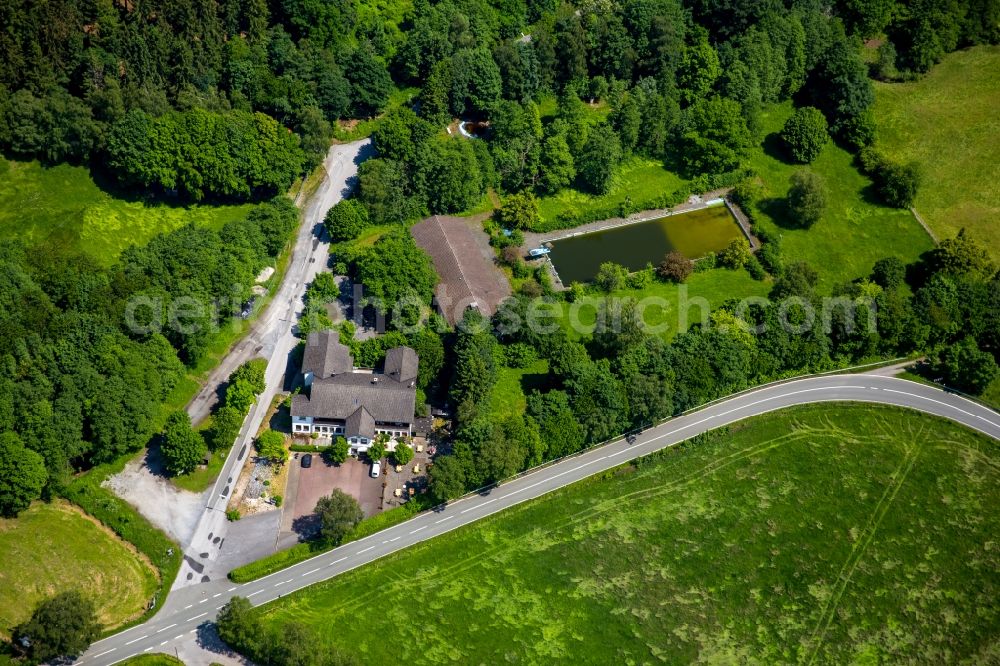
[658,251,694,283]
[161,411,207,476]
[787,169,827,228]
[14,591,99,663]
[315,490,363,544]
[0,432,46,518]
[780,106,829,163]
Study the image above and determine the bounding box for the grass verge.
[873,45,1000,257]
[246,404,1000,664]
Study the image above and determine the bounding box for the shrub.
[757,242,782,276]
[595,262,629,291]
[718,239,751,269]
[657,251,693,283]
[745,255,766,280]
[626,266,654,289]
[780,106,829,163]
[501,245,522,266]
[226,509,241,521]
[694,253,717,272]
[324,199,370,242]
[880,162,921,208]
[786,170,827,228]
[273,494,283,507]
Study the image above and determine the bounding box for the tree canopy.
[14,591,100,663]
[315,490,364,544]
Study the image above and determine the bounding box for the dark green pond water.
[547,203,743,284]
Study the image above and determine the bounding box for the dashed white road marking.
[123,635,147,646]
[92,648,116,658]
[302,568,321,576]
[435,515,454,524]
[357,546,375,554]
[247,590,264,597]
[155,624,176,633]
[409,525,427,534]
[187,613,207,622]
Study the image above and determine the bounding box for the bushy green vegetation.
[0,501,158,639]
[874,45,1000,257]
[0,159,256,266]
[238,405,1000,664]
[555,269,772,341]
[536,157,688,229]
[0,199,296,518]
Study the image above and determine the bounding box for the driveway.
[283,457,383,541]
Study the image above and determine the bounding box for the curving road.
[176,139,373,589]
[77,373,1000,665]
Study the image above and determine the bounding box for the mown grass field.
[250,404,1000,664]
[0,158,256,266]
[747,102,935,290]
[0,501,159,639]
[874,45,1000,258]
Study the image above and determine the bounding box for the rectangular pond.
[547,202,744,284]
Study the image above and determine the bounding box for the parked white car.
[371,461,381,478]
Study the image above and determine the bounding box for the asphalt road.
[77,373,1000,665]
[175,139,373,589]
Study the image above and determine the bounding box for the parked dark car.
[301,454,313,468]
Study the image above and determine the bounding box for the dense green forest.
[1,0,997,203]
[0,0,998,530]
[0,199,296,516]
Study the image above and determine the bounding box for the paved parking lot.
[285,456,383,539]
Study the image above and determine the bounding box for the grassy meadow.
[249,404,1000,664]
[0,501,159,638]
[747,102,935,290]
[536,155,688,226]
[0,158,256,266]
[555,267,772,341]
[874,45,1000,257]
[487,359,550,420]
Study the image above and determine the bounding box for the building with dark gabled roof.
[291,330,417,452]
